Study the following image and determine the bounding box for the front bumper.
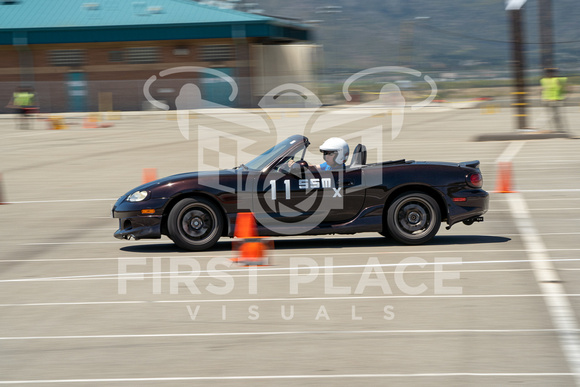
[112,197,166,240]
[114,215,162,240]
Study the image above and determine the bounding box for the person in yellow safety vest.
[7,86,36,129]
[540,68,568,134]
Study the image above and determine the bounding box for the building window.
[200,45,234,62]
[108,51,124,62]
[173,47,190,56]
[125,47,160,64]
[48,50,86,66]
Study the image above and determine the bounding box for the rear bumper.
[446,189,489,227]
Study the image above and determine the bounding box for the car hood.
[121,169,237,196]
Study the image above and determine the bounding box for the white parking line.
[0,372,575,384]
[2,130,55,139]
[508,192,580,386]
[2,257,580,283]
[1,293,579,308]
[494,198,580,202]
[5,198,116,204]
[0,328,575,341]
[519,189,580,193]
[7,247,580,257]
[0,267,545,284]
[20,241,161,246]
[503,233,580,237]
[488,208,580,212]
[495,141,526,163]
[500,140,580,386]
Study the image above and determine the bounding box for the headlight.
[127,191,149,202]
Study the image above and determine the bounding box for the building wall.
[1,37,260,112]
[251,44,321,106]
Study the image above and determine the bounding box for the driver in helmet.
[317,137,349,170]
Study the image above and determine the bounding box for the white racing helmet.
[319,137,349,164]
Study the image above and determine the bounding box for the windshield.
[243,135,309,171]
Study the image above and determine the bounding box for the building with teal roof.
[0,0,313,111]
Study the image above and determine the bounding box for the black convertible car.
[113,135,488,251]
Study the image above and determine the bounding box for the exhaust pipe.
[446,217,484,230]
[463,217,484,226]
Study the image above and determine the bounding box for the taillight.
[467,172,483,188]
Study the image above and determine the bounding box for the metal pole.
[509,8,527,130]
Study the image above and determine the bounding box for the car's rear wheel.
[167,197,223,251]
[386,192,441,245]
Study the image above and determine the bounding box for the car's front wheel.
[386,192,441,245]
[167,197,223,251]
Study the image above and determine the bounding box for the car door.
[252,165,366,233]
[323,167,366,223]
[254,168,316,224]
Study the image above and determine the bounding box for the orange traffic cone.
[48,116,66,130]
[0,173,6,205]
[239,239,266,260]
[494,162,517,193]
[83,115,99,129]
[142,168,157,184]
[234,212,257,238]
[231,212,272,266]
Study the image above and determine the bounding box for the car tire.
[167,197,223,251]
[386,192,441,245]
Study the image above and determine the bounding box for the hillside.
[255,0,580,75]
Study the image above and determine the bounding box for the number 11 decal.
[270,179,291,201]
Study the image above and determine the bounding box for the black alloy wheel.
[168,197,223,251]
[386,192,441,245]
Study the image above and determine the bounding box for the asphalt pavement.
[0,104,579,386]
